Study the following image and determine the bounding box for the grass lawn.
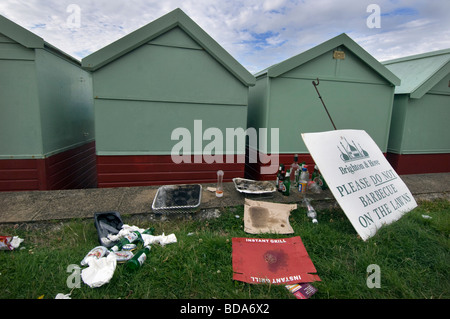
[0,199,448,301]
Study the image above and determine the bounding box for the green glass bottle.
[125,246,151,271]
[110,231,143,252]
[142,227,155,235]
[282,169,291,196]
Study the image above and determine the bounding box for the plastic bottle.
[110,231,143,252]
[216,170,224,197]
[125,246,151,271]
[303,198,318,224]
[290,154,300,186]
[298,167,309,193]
[282,169,291,196]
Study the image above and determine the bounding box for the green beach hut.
[246,33,400,180]
[82,8,255,187]
[0,15,95,191]
[383,49,450,174]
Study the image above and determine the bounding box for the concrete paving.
[0,173,449,224]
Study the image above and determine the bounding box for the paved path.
[0,173,449,224]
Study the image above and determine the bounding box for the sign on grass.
[302,129,417,241]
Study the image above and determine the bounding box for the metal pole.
[312,78,337,130]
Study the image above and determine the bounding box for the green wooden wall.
[248,46,395,154]
[388,73,450,154]
[0,33,94,159]
[0,33,42,157]
[35,49,94,157]
[93,27,249,156]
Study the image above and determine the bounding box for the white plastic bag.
[142,233,177,247]
[81,253,117,288]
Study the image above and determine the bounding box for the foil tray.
[152,184,202,214]
[232,178,276,194]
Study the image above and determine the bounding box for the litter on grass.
[81,253,117,288]
[102,224,177,247]
[232,236,320,285]
[80,222,177,288]
[94,211,124,248]
[0,236,24,251]
[285,283,318,299]
[81,246,109,266]
[243,199,297,234]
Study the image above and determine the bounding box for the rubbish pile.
[49,165,324,299]
[68,171,322,298]
[274,155,328,197]
[79,211,177,289]
[227,162,326,299]
[233,199,321,299]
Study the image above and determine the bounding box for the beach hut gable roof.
[256,33,400,86]
[0,14,81,65]
[0,14,44,49]
[81,8,255,86]
[383,48,450,99]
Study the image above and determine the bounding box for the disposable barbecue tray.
[232,178,276,194]
[152,184,202,213]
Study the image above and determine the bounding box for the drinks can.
[298,181,307,193]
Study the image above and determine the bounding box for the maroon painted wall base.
[386,153,450,175]
[96,154,245,188]
[0,141,97,191]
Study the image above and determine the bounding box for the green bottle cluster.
[275,155,328,196]
[110,231,143,252]
[110,227,155,271]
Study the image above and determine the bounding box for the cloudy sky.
[1,0,449,73]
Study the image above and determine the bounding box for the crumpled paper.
[55,293,71,299]
[10,236,24,249]
[81,253,117,288]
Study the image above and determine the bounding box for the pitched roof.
[382,48,450,98]
[81,8,255,87]
[0,14,81,64]
[255,33,400,86]
[0,14,44,48]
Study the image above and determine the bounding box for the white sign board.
[302,129,417,241]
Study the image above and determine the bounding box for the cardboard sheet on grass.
[244,199,297,234]
[232,237,320,285]
[302,129,417,241]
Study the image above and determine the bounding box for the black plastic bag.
[94,211,124,248]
